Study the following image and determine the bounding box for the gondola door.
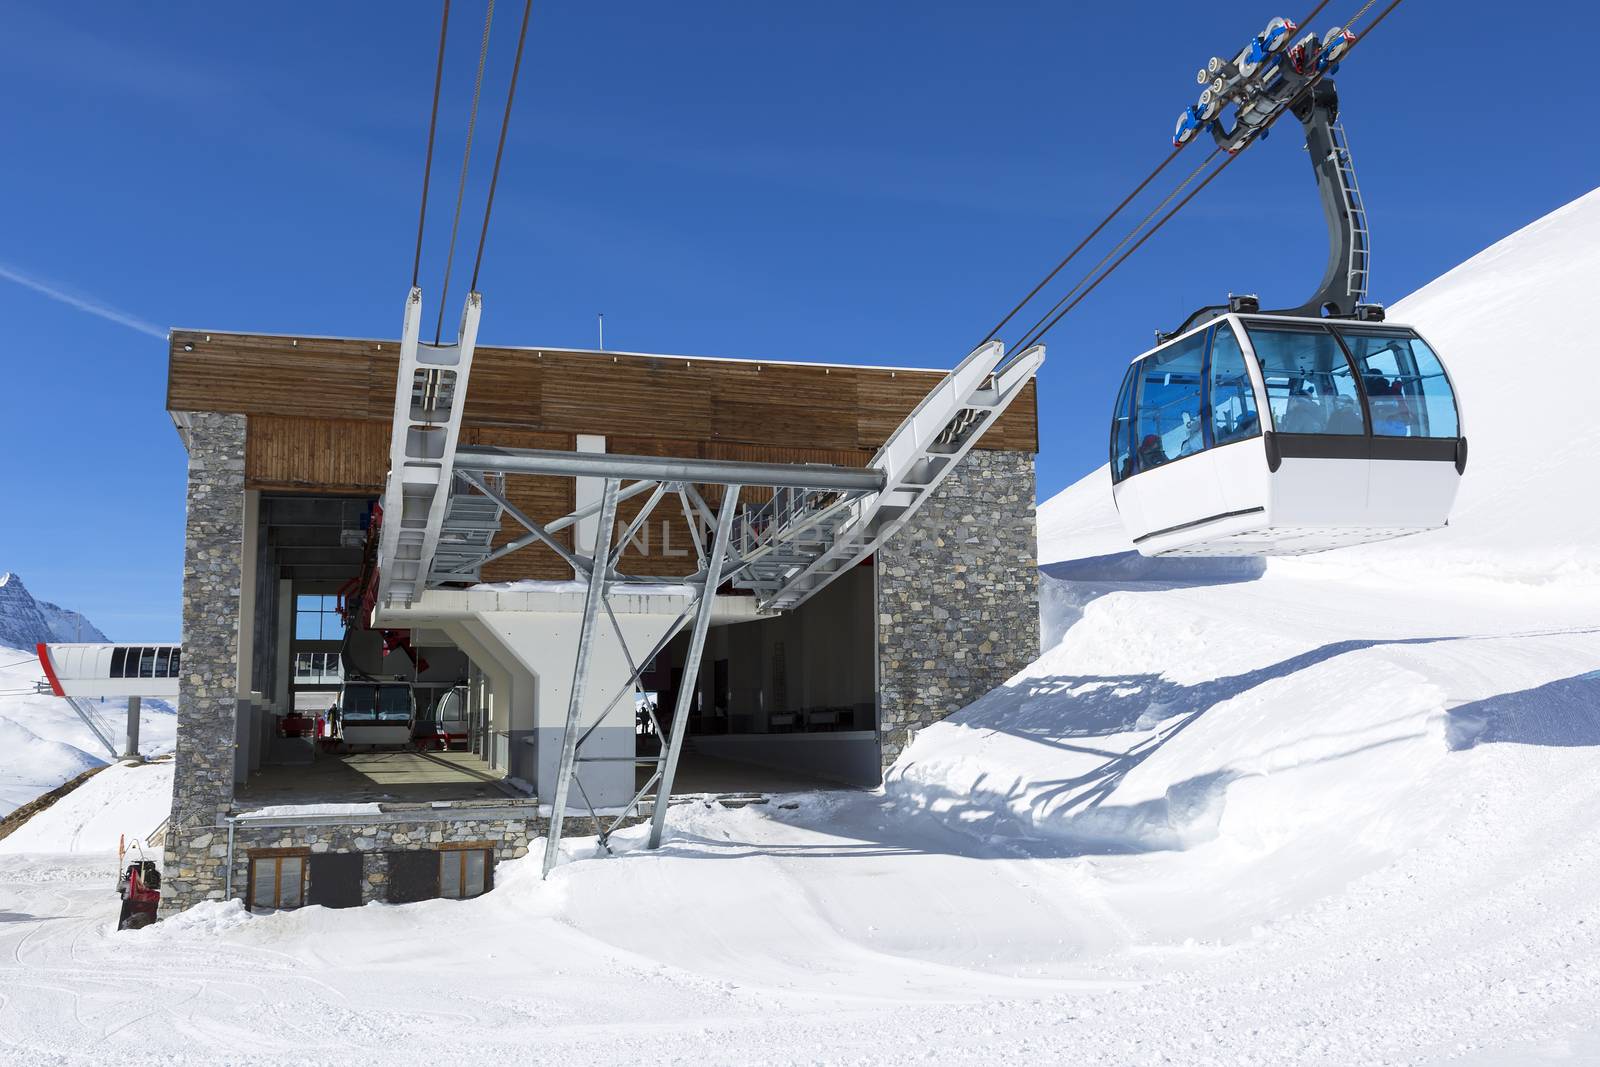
[1125,327,1228,541]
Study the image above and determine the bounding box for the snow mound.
[0,760,173,855]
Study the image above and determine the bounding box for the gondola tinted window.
[1209,325,1261,446]
[1110,363,1138,483]
[1247,324,1366,435]
[1337,327,1459,438]
[376,684,412,722]
[1133,331,1207,471]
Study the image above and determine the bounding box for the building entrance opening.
[641,562,879,793]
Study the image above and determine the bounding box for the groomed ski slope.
[0,191,1597,1065]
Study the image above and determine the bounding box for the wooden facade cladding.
[170,330,1039,454]
[193,329,1038,582]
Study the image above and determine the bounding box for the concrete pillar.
[123,696,141,760]
[445,621,534,779]
[572,435,606,578]
[275,578,293,713]
[237,490,260,697]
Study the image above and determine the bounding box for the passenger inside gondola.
[1247,324,1367,436]
[1138,433,1168,469]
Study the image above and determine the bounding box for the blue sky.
[1,1,1594,641]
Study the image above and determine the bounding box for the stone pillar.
[161,412,247,914]
[876,448,1039,768]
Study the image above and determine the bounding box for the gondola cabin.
[336,680,415,747]
[1109,313,1465,556]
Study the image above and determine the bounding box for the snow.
[0,191,1596,1063]
[0,760,172,855]
[0,643,176,817]
[0,571,109,649]
[234,803,384,820]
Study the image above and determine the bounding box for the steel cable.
[978,144,1189,347]
[469,0,534,294]
[412,1,452,289]
[1012,0,1401,350]
[981,0,1335,352]
[1010,146,1223,353]
[435,0,496,344]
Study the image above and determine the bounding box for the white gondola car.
[1110,313,1466,556]
[336,680,416,747]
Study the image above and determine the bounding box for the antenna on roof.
[597,312,605,351]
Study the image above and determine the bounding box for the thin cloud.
[0,261,166,340]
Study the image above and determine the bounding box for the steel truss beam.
[455,445,885,492]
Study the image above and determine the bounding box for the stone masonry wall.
[161,413,247,914]
[877,448,1038,767]
[231,813,535,906]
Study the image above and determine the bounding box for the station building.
[160,328,1039,913]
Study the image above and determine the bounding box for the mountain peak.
[0,574,107,650]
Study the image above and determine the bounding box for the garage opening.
[640,562,879,793]
[239,493,518,807]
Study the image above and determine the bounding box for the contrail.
[0,261,166,340]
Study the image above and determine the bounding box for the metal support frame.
[363,316,1044,870]
[540,479,743,874]
[542,478,621,877]
[648,486,739,849]
[63,695,119,761]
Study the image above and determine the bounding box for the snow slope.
[0,194,1595,1065]
[0,645,176,816]
[890,185,1600,1052]
[0,761,172,854]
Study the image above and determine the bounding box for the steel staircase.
[427,476,507,584]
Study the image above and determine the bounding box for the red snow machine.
[117,858,161,930]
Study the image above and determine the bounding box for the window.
[1209,324,1261,446]
[248,852,307,911]
[294,651,342,684]
[137,647,157,678]
[1133,331,1208,472]
[1246,323,1366,435]
[341,684,378,718]
[110,647,127,678]
[1109,363,1138,483]
[154,647,171,678]
[1337,327,1459,438]
[167,648,181,678]
[376,684,412,722]
[295,594,345,641]
[439,847,491,900]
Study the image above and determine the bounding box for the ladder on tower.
[1328,122,1371,306]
